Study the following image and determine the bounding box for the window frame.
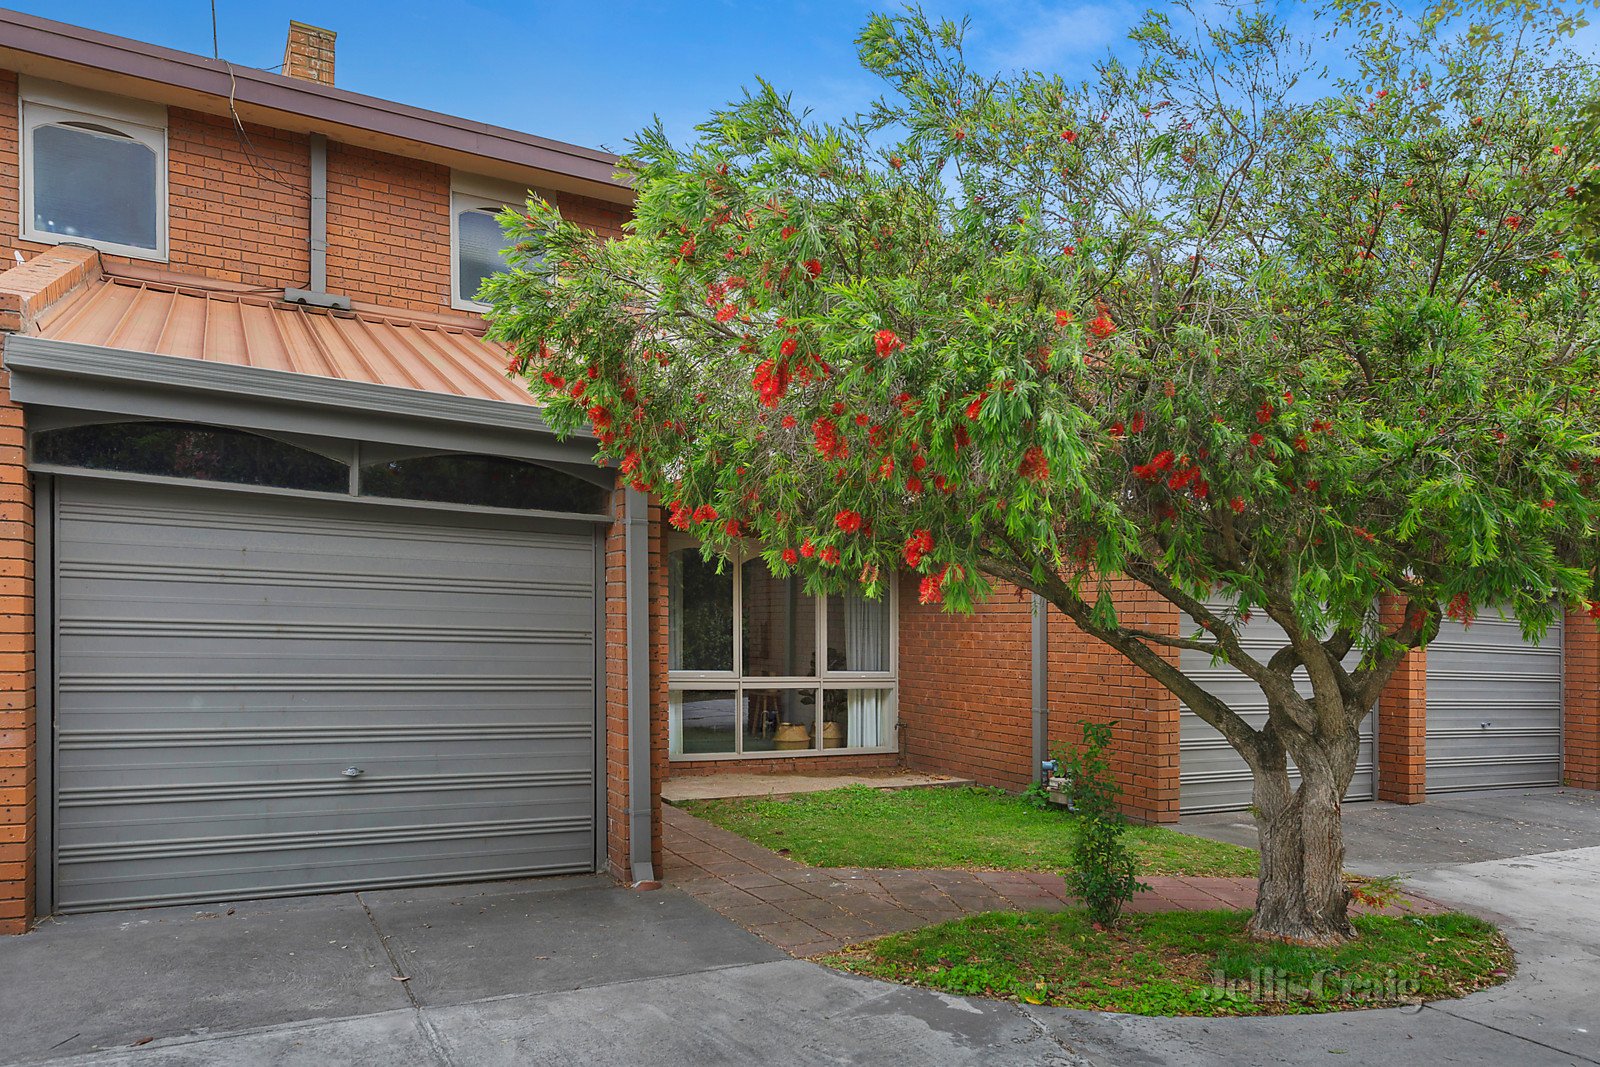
[667,536,898,761]
[20,80,169,261]
[450,191,519,312]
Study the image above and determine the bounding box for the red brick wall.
[898,575,1035,789]
[1047,578,1182,824]
[1564,609,1599,790]
[0,352,31,934]
[0,70,629,316]
[1377,597,1427,803]
[604,494,667,883]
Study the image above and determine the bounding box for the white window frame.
[449,173,533,312]
[667,537,899,761]
[19,77,168,261]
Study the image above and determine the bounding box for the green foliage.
[680,784,1258,877]
[1055,722,1146,925]
[826,908,1512,1015]
[485,0,1600,856]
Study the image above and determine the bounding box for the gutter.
[0,8,630,202]
[624,487,658,886]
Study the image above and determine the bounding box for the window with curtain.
[667,537,895,759]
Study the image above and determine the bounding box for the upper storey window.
[20,78,168,260]
[451,173,535,312]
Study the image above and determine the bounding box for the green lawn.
[679,784,1258,877]
[826,908,1512,1015]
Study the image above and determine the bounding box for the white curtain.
[668,690,683,754]
[843,593,890,746]
[667,551,684,671]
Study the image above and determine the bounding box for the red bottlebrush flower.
[834,509,864,534]
[691,504,719,523]
[779,337,798,358]
[874,329,905,357]
[877,455,895,479]
[570,380,587,401]
[813,418,848,460]
[1294,435,1309,452]
[587,404,612,430]
[1249,432,1266,448]
[905,475,924,494]
[1109,422,1125,438]
[1353,526,1375,542]
[1588,600,1600,620]
[820,546,841,565]
[918,568,947,604]
[781,226,798,240]
[903,529,935,567]
[952,424,971,449]
[724,519,743,537]
[752,359,791,408]
[1304,479,1320,491]
[781,414,798,429]
[1018,446,1050,482]
[781,548,799,566]
[1312,419,1333,433]
[1151,450,1175,471]
[620,450,641,474]
[803,259,823,279]
[965,392,988,420]
[1282,389,1294,405]
[1129,411,1147,434]
[1541,499,1556,509]
[1061,129,1078,143]
[1088,314,1116,340]
[678,236,696,258]
[541,370,565,390]
[832,401,847,415]
[855,413,870,427]
[911,454,928,472]
[800,538,816,558]
[1132,463,1157,482]
[1551,145,1565,155]
[715,304,737,322]
[1166,467,1197,491]
[1446,592,1474,624]
[1505,215,1522,230]
[1229,497,1246,514]
[1256,400,1275,424]
[667,501,692,530]
[1054,309,1074,327]
[1193,479,1210,499]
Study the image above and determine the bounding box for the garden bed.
[825,908,1512,1016]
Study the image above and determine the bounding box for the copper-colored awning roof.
[35,275,533,407]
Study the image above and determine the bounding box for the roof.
[35,273,535,408]
[0,8,630,204]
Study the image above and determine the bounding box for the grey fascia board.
[5,336,605,466]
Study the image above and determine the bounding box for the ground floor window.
[667,534,896,759]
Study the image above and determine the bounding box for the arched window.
[360,453,609,513]
[34,422,349,493]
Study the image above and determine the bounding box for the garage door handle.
[1480,722,1492,729]
[342,766,365,779]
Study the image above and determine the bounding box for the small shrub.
[1055,721,1147,925]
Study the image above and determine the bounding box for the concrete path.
[664,806,1433,956]
[1176,786,1600,875]
[661,770,970,803]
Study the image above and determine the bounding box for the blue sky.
[18,0,1149,150]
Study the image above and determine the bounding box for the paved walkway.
[662,805,1435,956]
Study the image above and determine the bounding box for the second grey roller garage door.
[1179,602,1375,813]
[1425,615,1563,792]
[52,479,598,913]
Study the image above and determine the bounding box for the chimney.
[282,21,336,86]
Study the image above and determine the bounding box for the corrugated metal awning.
[35,276,533,408]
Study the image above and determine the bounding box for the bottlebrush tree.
[484,0,1600,943]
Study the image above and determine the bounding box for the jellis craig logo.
[1200,968,1423,1011]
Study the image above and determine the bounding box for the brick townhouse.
[0,9,1593,933]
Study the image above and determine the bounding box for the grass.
[825,908,1512,1016]
[679,784,1259,878]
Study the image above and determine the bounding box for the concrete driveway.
[0,789,1595,1066]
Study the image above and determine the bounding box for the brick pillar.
[0,347,34,934]
[1376,597,1427,803]
[1563,609,1599,790]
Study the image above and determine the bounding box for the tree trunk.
[1246,732,1358,945]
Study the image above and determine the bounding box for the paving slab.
[359,876,784,1009]
[661,770,971,803]
[0,892,408,1062]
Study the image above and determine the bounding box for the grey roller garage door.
[51,478,598,913]
[1180,603,1375,813]
[1425,615,1562,793]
